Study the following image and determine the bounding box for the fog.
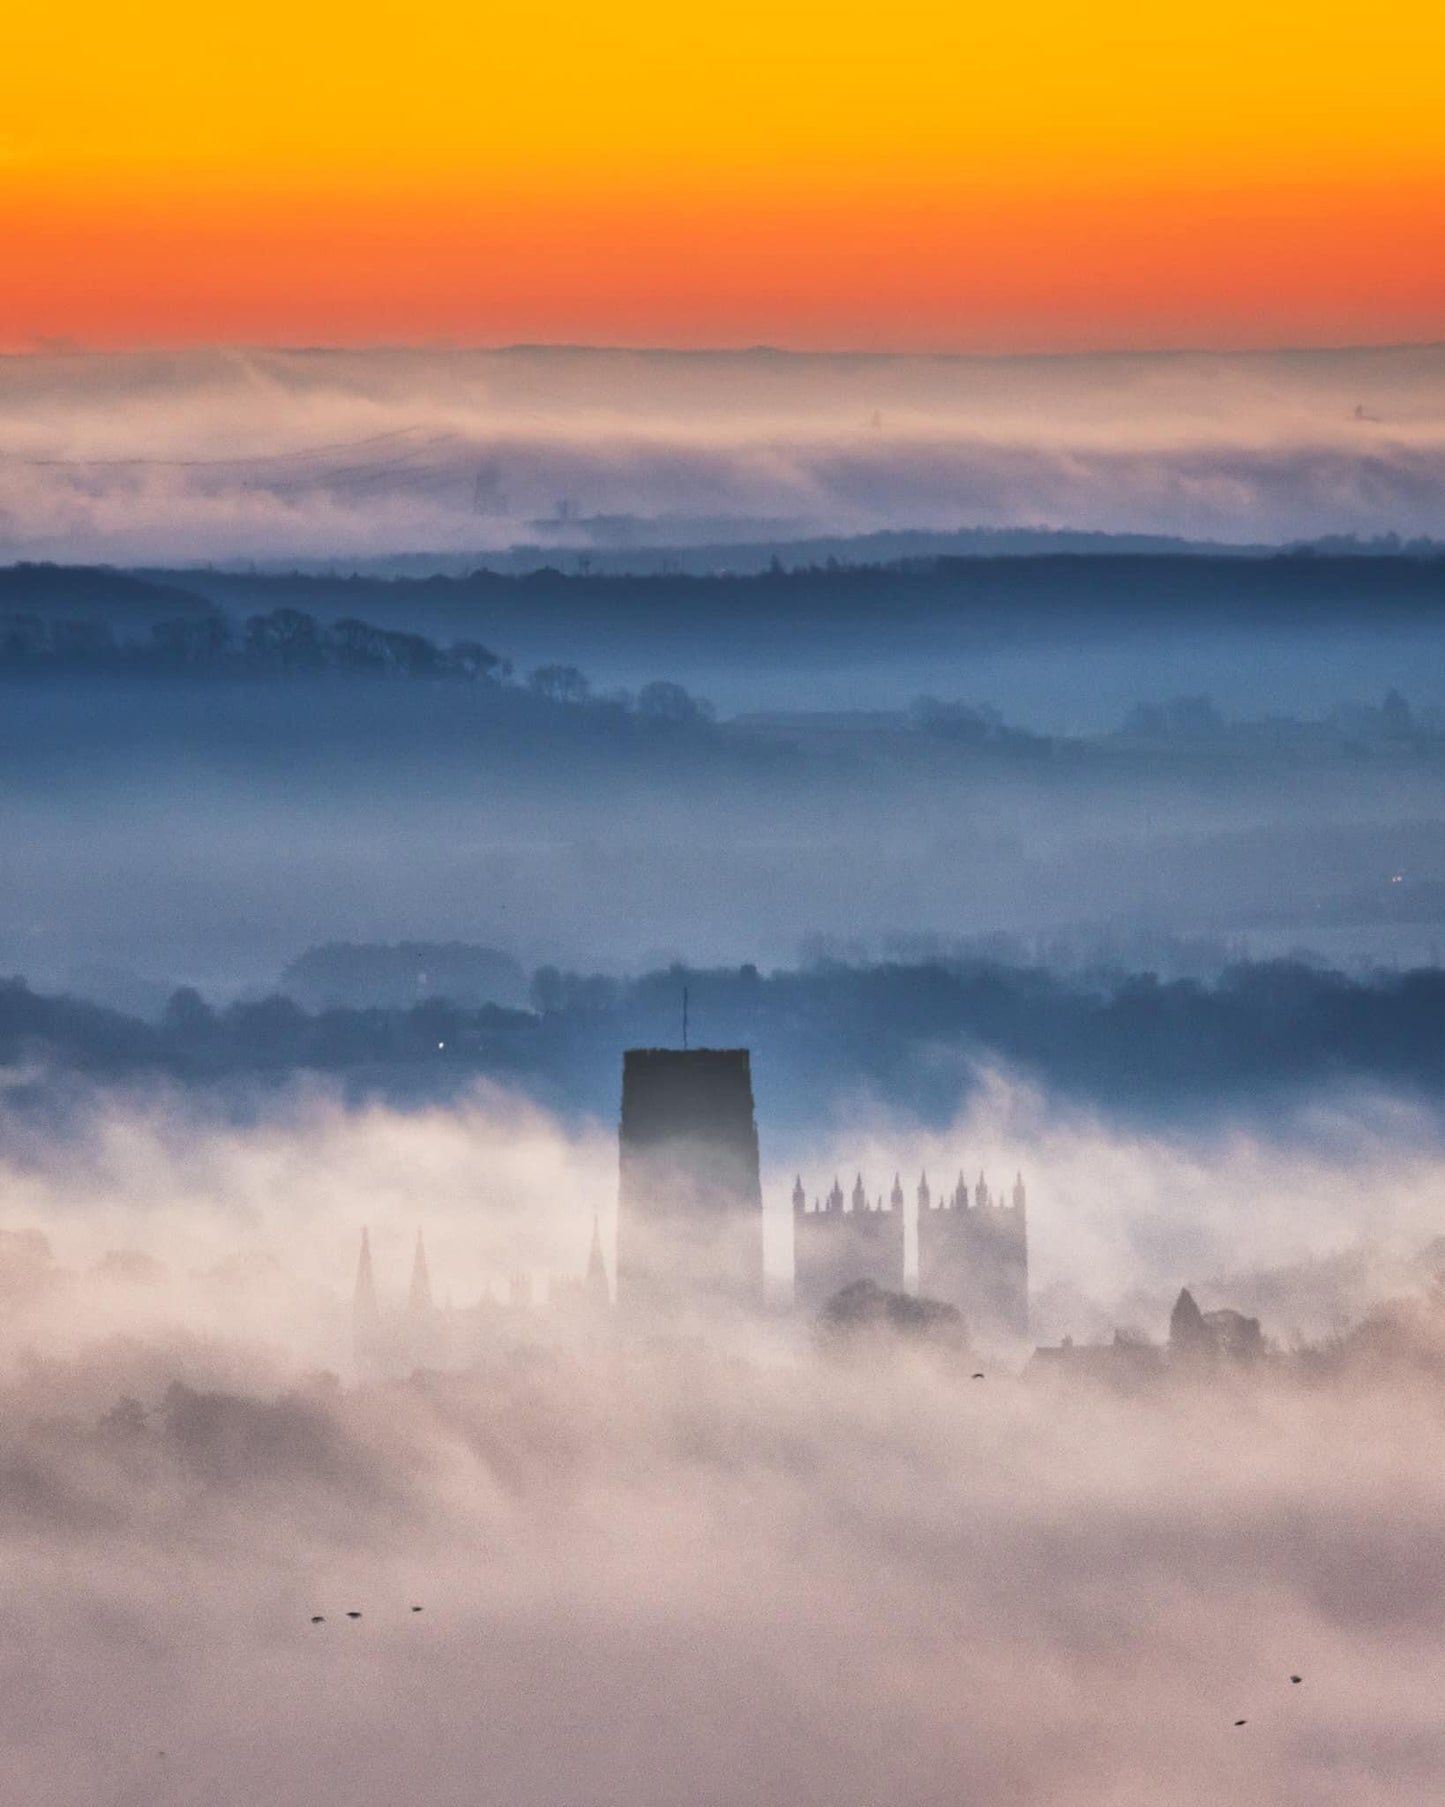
[0,644,1442,991]
[4,1076,1445,1804]
[8,1069,1444,1337]
[3,343,1445,562]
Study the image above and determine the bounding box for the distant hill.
[0,563,216,631]
[0,567,218,654]
[279,941,529,1011]
[117,551,1445,670]
[150,526,1445,581]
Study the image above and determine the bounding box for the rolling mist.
[4,1073,1445,1805]
[3,342,1445,564]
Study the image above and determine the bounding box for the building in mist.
[917,1171,1029,1344]
[351,1219,610,1378]
[1030,1286,1266,1385]
[793,1168,1029,1345]
[617,1048,765,1316]
[793,1173,907,1313]
[1167,1286,1265,1365]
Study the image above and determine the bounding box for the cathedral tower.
[617,1048,764,1317]
[793,1169,906,1311]
[916,1170,1028,1346]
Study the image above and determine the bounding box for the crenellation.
[795,1163,1029,1345]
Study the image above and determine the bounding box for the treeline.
[0,606,508,682]
[153,550,1445,635]
[2,959,1443,1128]
[0,605,721,723]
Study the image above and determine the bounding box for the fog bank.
[4,343,1445,560]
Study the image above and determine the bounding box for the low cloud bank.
[3,1067,1443,1356]
[1,1079,1444,1802]
[3,344,1445,559]
[7,1289,1445,1805]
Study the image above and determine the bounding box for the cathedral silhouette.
[350,1046,1029,1372]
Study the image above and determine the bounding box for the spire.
[890,1172,904,1210]
[1013,1171,1027,1212]
[586,1212,610,1303]
[792,1174,806,1211]
[353,1227,381,1337]
[407,1228,433,1314]
[917,1171,931,1212]
[851,1172,867,1213]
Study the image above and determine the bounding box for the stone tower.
[793,1170,906,1311]
[617,1048,764,1317]
[916,1169,1028,1346]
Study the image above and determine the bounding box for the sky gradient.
[4,0,1444,352]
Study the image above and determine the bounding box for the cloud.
[3,344,1445,560]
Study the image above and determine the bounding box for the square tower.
[793,1174,907,1312]
[617,1048,764,1317]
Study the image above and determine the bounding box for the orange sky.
[4,0,1444,352]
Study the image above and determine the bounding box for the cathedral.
[794,1168,1029,1345]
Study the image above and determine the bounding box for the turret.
[586,1212,610,1305]
[353,1228,381,1336]
[975,1171,991,1210]
[352,1227,385,1376]
[407,1228,434,1314]
[792,1175,806,1213]
[1012,1171,1027,1213]
[851,1173,867,1214]
[826,1176,844,1213]
[890,1173,904,1211]
[917,1171,931,1213]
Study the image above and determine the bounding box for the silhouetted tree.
[636,680,713,724]
[243,608,323,672]
[528,664,590,704]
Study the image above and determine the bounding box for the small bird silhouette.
[1234,1719,1247,1727]
[346,1611,362,1620]
[972,1372,985,1380]
[1290,1675,1302,1684]
[411,1605,424,1613]
[310,1615,325,1624]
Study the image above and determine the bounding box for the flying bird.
[1290,1675,1302,1684]
[411,1605,424,1613]
[1234,1719,1247,1727]
[310,1615,325,1624]
[972,1372,985,1380]
[346,1611,362,1620]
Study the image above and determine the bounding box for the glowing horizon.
[4,0,1443,353]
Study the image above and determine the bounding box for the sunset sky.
[4,0,1444,352]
